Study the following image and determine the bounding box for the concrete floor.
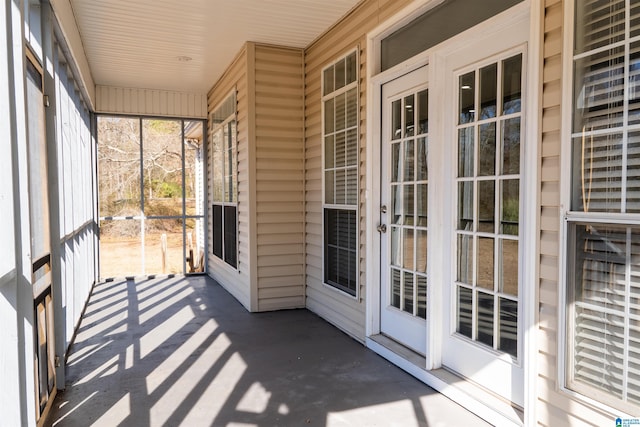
[46,275,492,427]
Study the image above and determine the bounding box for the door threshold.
[367,334,523,427]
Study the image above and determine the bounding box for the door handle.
[377,224,387,233]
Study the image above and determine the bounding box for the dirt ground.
[99,232,198,279]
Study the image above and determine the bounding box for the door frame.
[364,0,541,425]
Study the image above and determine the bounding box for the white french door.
[439,28,528,407]
[380,67,429,355]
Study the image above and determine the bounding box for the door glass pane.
[478,181,495,233]
[480,63,497,119]
[499,238,519,296]
[391,226,401,267]
[404,184,414,225]
[417,184,428,227]
[404,140,415,181]
[457,286,473,338]
[391,142,401,182]
[403,271,414,314]
[502,54,522,114]
[418,90,429,134]
[405,94,415,137]
[458,181,473,230]
[477,237,494,290]
[392,185,402,224]
[477,291,494,347]
[502,118,521,174]
[499,297,518,357]
[479,123,496,176]
[459,72,475,124]
[416,230,427,273]
[392,99,402,140]
[391,268,401,308]
[417,276,427,319]
[501,179,519,235]
[458,127,474,177]
[457,234,473,284]
[403,228,414,270]
[417,137,428,180]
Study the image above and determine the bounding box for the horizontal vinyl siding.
[537,1,613,425]
[207,47,251,310]
[304,0,412,341]
[254,44,305,311]
[96,85,207,118]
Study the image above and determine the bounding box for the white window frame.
[209,90,238,270]
[560,0,640,417]
[321,48,360,298]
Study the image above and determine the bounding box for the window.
[567,0,640,412]
[210,92,237,268]
[323,51,358,296]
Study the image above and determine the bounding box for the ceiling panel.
[69,0,362,92]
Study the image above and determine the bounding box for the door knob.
[377,224,387,233]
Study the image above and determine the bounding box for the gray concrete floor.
[46,275,492,427]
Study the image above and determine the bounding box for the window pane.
[480,63,497,119]
[346,168,358,205]
[335,169,346,204]
[478,123,496,176]
[391,142,401,182]
[501,179,519,235]
[403,228,414,270]
[391,185,402,225]
[574,0,625,54]
[391,226,401,267]
[212,128,224,202]
[502,118,521,175]
[476,291,494,347]
[416,230,427,273]
[346,52,357,85]
[457,286,473,338]
[458,127,474,177]
[628,131,640,212]
[325,135,335,168]
[573,47,625,132]
[336,131,346,167]
[346,129,358,166]
[347,88,358,128]
[477,237,494,290]
[212,204,223,259]
[335,58,346,90]
[459,72,475,124]
[323,65,334,96]
[230,121,237,203]
[324,98,335,134]
[571,133,623,213]
[502,54,522,114]
[417,183,427,227]
[629,42,640,126]
[325,170,334,204]
[335,93,346,132]
[324,208,357,295]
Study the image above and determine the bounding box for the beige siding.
[96,85,207,118]
[207,46,252,310]
[537,1,614,425]
[254,44,305,311]
[304,0,412,341]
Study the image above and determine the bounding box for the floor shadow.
[45,275,491,427]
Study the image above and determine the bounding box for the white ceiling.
[69,0,362,93]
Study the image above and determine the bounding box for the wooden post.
[161,233,167,274]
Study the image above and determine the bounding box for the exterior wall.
[303,0,412,340]
[207,46,252,310]
[96,85,207,118]
[1,0,37,424]
[537,1,614,425]
[253,44,305,311]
